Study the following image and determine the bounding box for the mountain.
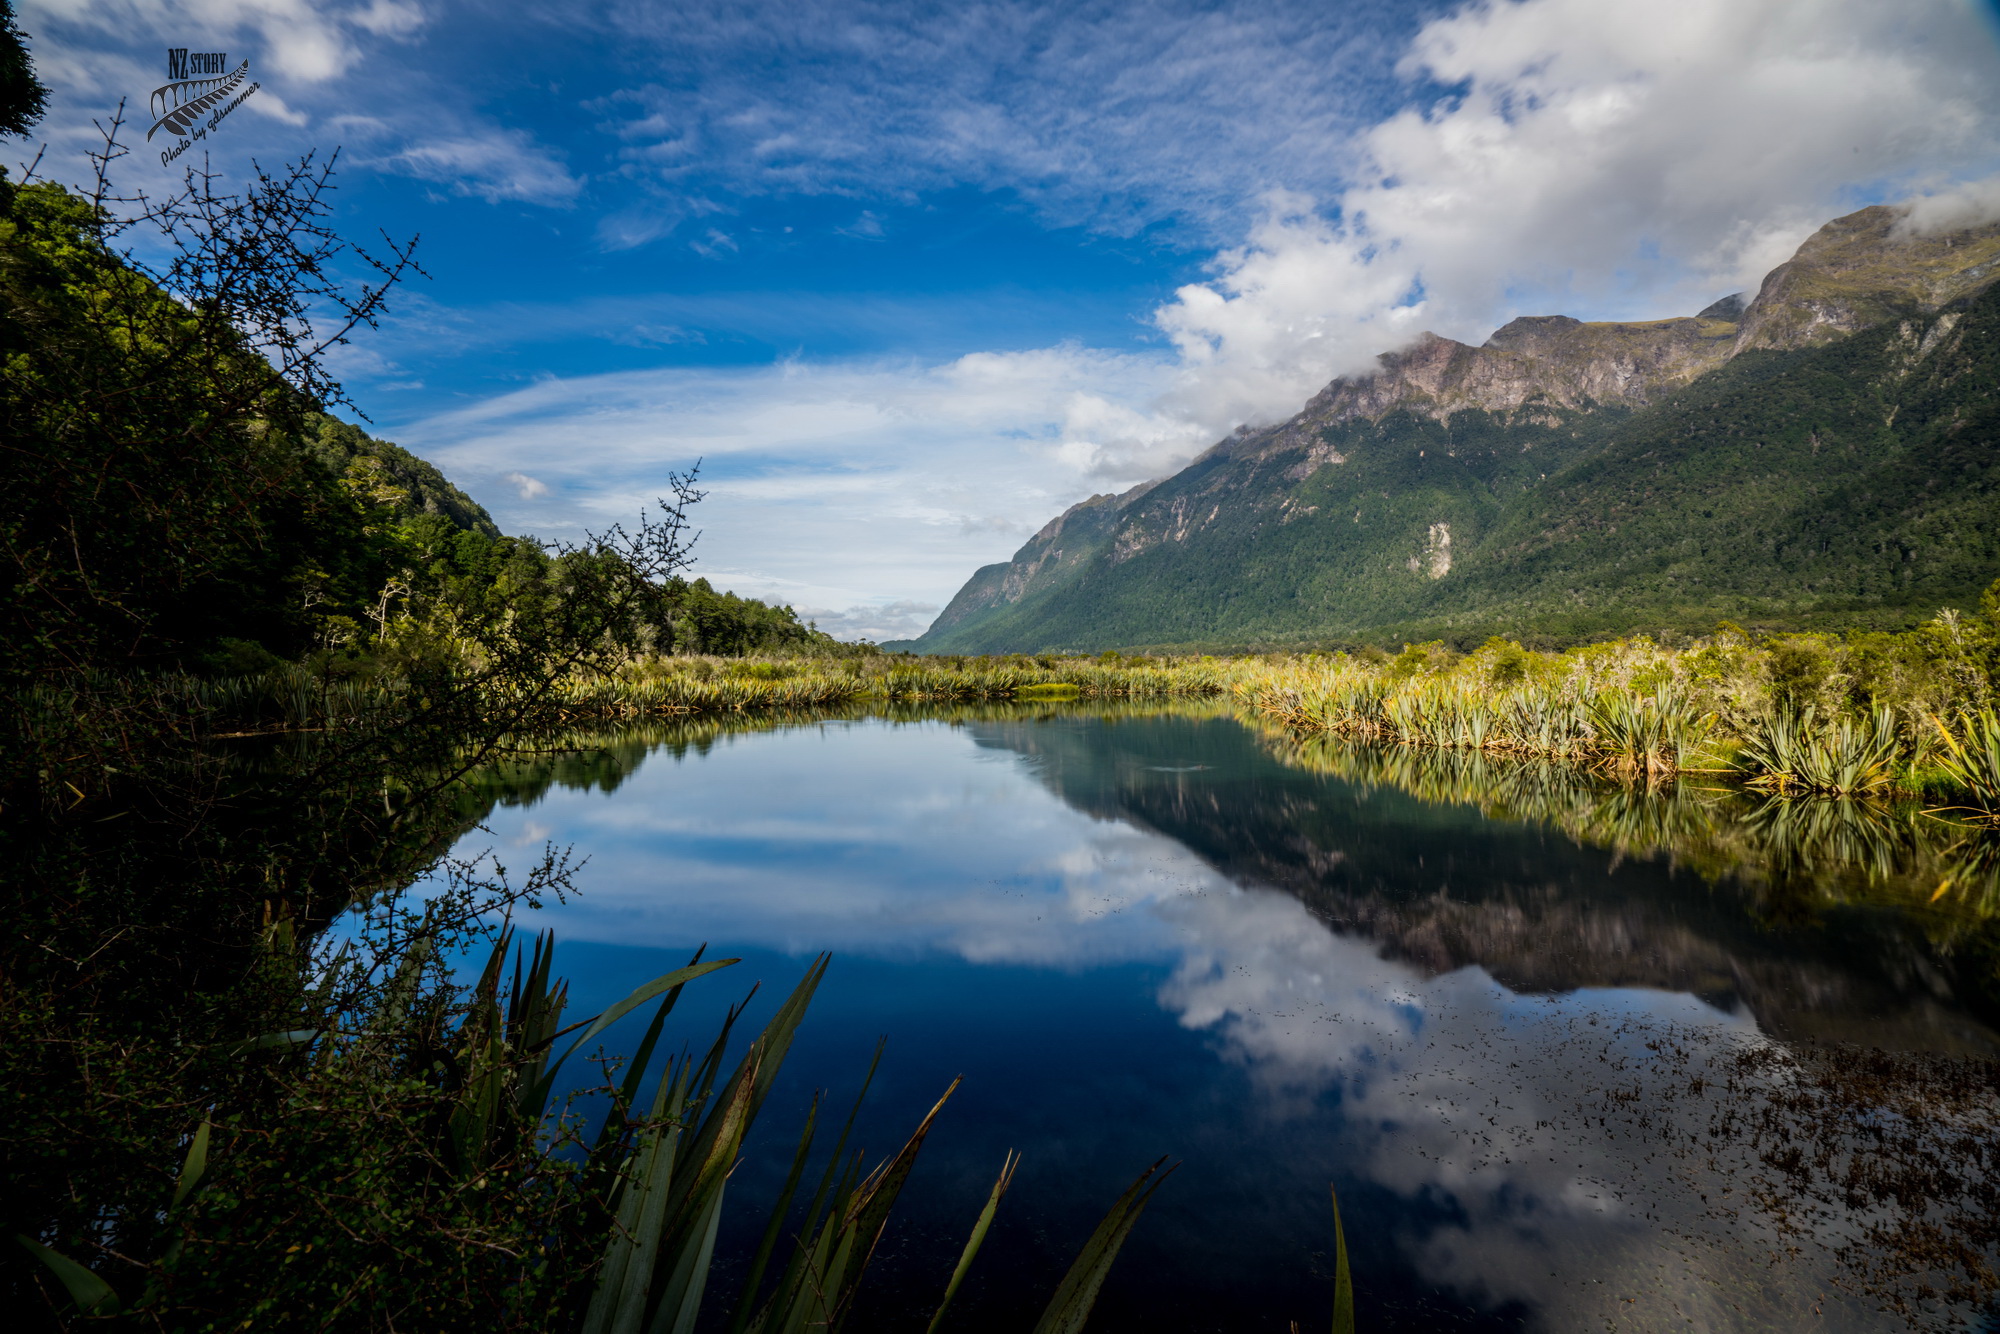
[304,414,502,539]
[908,203,2000,652]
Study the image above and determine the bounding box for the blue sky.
[21,0,2000,639]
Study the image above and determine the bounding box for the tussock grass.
[1240,627,2000,804]
[1253,722,2000,923]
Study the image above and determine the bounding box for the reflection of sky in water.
[459,717,1970,1332]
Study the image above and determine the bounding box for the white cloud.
[1148,0,2000,435]
[389,346,1183,631]
[29,0,2000,639]
[19,0,571,211]
[1898,171,2000,236]
[794,599,938,643]
[23,0,425,85]
[371,128,581,204]
[502,470,550,499]
[440,1,2000,627]
[586,0,1415,241]
[349,0,426,39]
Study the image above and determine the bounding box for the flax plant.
[1738,706,1903,795]
[22,924,1209,1333]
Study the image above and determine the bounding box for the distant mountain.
[911,203,2000,652]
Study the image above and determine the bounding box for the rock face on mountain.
[911,200,2000,652]
[1735,203,2000,353]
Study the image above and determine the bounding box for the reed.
[1242,658,1715,774]
[1252,719,2000,927]
[169,654,1247,732]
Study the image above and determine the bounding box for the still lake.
[449,705,2000,1333]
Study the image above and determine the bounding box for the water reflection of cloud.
[1155,885,1901,1331]
[466,718,1974,1328]
[483,720,1229,965]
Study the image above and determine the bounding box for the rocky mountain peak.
[1481,313,1585,351]
[1697,292,1749,321]
[1257,198,2000,449]
[1732,202,2000,353]
[1251,310,1740,463]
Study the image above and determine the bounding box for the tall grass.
[1240,630,2000,807]
[1252,720,2000,925]
[1243,657,1716,774]
[160,619,2000,811]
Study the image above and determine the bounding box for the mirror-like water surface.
[454,707,2000,1332]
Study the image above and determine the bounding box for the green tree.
[0,133,421,679]
[0,0,47,138]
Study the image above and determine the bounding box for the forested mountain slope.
[909,203,2000,652]
[1,175,832,674]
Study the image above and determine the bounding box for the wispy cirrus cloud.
[585,0,1437,241]
[26,0,2000,644]
[381,0,2000,640]
[18,0,576,207]
[364,125,582,203]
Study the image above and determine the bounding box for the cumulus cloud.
[1148,0,2000,435]
[383,0,2000,638]
[20,0,573,210]
[31,0,2000,636]
[795,600,939,643]
[23,0,425,85]
[502,470,550,499]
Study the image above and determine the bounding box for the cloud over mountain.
[1147,0,2000,446]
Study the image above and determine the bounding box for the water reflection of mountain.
[967,713,2000,1056]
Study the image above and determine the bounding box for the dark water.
[450,707,2000,1333]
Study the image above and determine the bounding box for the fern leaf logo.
[147,61,250,142]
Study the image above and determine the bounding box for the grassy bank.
[1237,617,2000,802]
[182,651,1254,730]
[165,618,2000,808]
[193,600,2000,805]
